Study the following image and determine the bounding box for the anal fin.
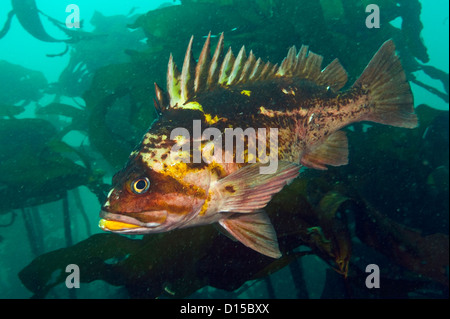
[219,212,282,258]
[301,130,348,170]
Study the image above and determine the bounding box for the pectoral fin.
[219,212,282,258]
[214,162,300,213]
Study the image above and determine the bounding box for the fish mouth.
[99,210,168,233]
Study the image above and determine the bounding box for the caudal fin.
[353,40,418,128]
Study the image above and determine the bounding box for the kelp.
[83,62,158,169]
[0,104,25,118]
[0,10,14,39]
[10,0,71,42]
[1,0,95,44]
[173,0,432,74]
[318,105,449,288]
[20,206,45,257]
[129,2,297,66]
[338,105,449,235]
[354,199,449,286]
[35,102,88,138]
[0,60,47,105]
[0,118,106,214]
[51,11,147,98]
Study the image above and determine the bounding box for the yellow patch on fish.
[198,191,212,216]
[141,150,169,172]
[162,161,192,179]
[259,106,275,117]
[143,133,168,145]
[171,150,190,163]
[174,134,187,144]
[180,101,203,112]
[99,219,140,231]
[240,90,251,96]
[204,113,221,125]
[201,142,215,163]
[281,88,295,95]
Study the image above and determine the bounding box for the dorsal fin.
[317,58,348,91]
[156,33,349,112]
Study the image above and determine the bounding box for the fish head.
[99,142,211,234]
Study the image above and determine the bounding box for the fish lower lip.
[99,210,143,231]
[98,218,141,231]
[99,210,168,230]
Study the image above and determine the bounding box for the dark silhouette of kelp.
[0,60,47,106]
[49,11,147,98]
[0,0,95,44]
[0,118,107,214]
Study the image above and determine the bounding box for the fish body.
[99,33,417,258]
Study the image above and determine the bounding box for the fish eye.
[131,177,150,194]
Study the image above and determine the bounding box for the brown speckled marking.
[225,185,236,193]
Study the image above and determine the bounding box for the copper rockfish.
[99,33,417,258]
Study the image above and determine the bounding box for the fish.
[99,33,417,258]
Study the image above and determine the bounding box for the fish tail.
[353,40,418,128]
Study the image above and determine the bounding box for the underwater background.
[0,0,448,299]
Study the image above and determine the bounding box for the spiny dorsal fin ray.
[227,45,247,86]
[304,52,323,80]
[257,61,273,82]
[194,32,211,93]
[317,58,348,91]
[278,46,297,76]
[267,63,279,79]
[159,34,349,111]
[238,50,255,84]
[218,47,235,85]
[248,57,262,82]
[180,36,195,103]
[167,54,181,107]
[154,82,167,113]
[207,32,224,90]
[294,45,308,75]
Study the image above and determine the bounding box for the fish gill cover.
[0,0,448,300]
